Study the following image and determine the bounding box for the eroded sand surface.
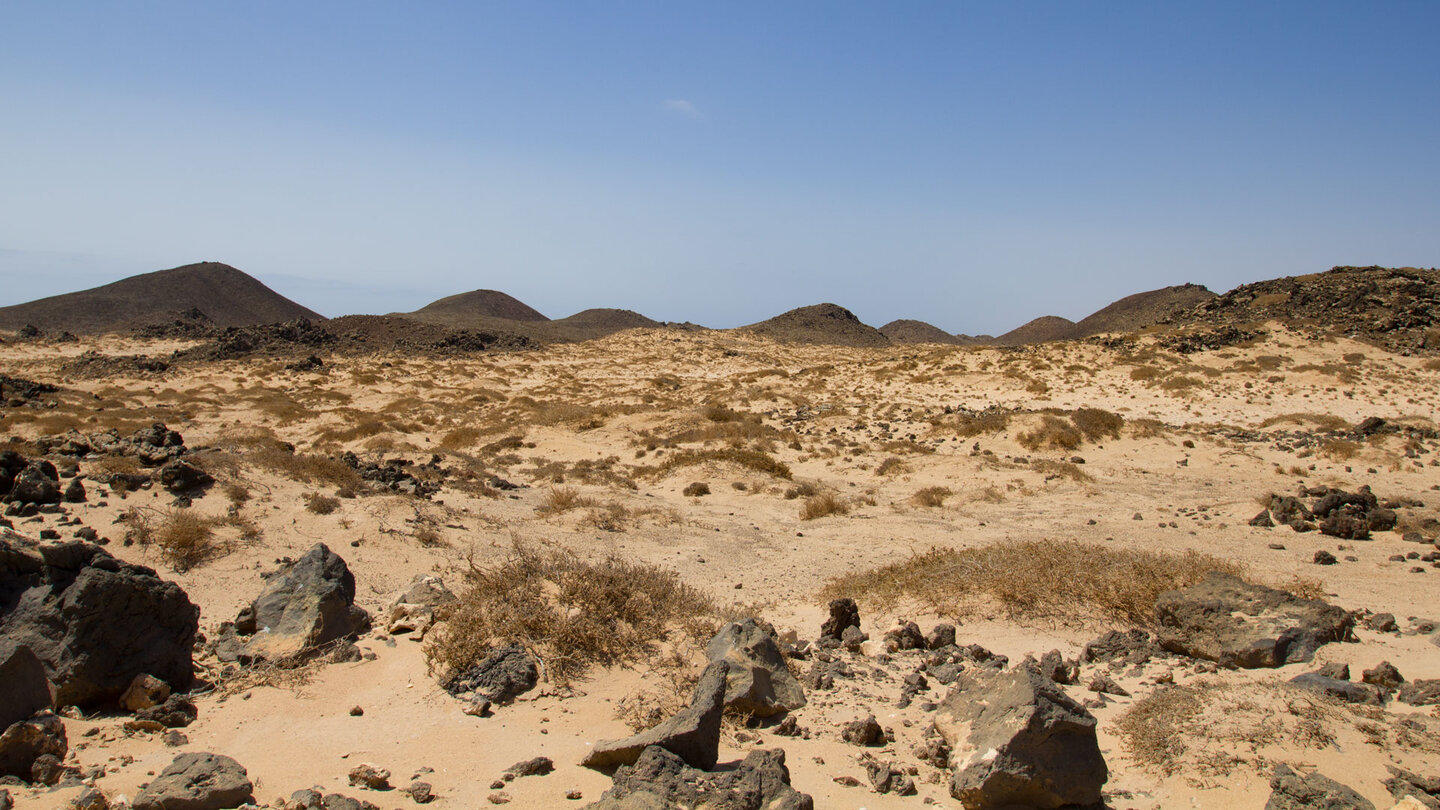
[3,324,1439,809]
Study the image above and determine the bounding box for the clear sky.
[2,2,1437,334]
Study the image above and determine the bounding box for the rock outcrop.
[132,752,255,810]
[934,666,1108,809]
[0,641,51,729]
[705,619,806,717]
[583,661,729,771]
[1155,572,1353,668]
[1265,763,1375,810]
[0,533,198,706]
[232,543,370,661]
[584,745,813,810]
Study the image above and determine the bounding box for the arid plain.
[3,311,1440,809]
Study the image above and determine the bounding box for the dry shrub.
[1258,413,1352,432]
[1158,375,1203,392]
[1128,418,1168,438]
[1319,439,1361,461]
[304,492,341,515]
[1070,408,1123,442]
[1117,680,1349,780]
[971,485,1005,503]
[950,411,1012,437]
[1018,416,1082,451]
[799,492,849,520]
[911,486,951,507]
[822,539,1242,626]
[539,486,597,514]
[682,481,710,497]
[783,481,818,500]
[652,448,792,480]
[875,456,907,476]
[1423,358,1440,371]
[123,508,223,572]
[1033,459,1093,483]
[438,426,484,451]
[1130,366,1161,381]
[425,540,716,684]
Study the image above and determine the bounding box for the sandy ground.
[2,323,1438,809]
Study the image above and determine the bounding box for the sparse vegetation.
[1017,415,1082,451]
[123,507,224,572]
[822,539,1242,625]
[651,447,792,480]
[304,492,341,515]
[799,492,849,520]
[426,540,716,684]
[911,486,951,507]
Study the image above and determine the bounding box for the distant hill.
[412,289,548,323]
[0,261,321,334]
[953,334,996,346]
[879,319,965,345]
[742,303,890,347]
[994,316,1077,346]
[1071,283,1215,338]
[1168,265,1440,355]
[552,308,657,332]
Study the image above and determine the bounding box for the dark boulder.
[819,598,860,645]
[705,618,806,717]
[584,745,813,810]
[132,752,255,810]
[0,711,65,784]
[583,661,728,771]
[235,543,370,661]
[1155,572,1353,668]
[0,533,198,707]
[0,641,51,729]
[443,642,538,704]
[5,464,59,505]
[1264,763,1374,810]
[934,666,1107,809]
[1288,673,1385,705]
[156,460,214,495]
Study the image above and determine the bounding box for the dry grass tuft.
[1117,680,1351,781]
[651,448,792,480]
[123,507,224,572]
[1017,416,1082,451]
[1070,408,1124,442]
[911,486,952,507]
[538,485,598,515]
[799,492,850,520]
[822,539,1241,626]
[426,540,716,684]
[304,492,341,515]
[1033,459,1093,482]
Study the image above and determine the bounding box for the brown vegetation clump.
[123,507,224,572]
[1116,680,1356,780]
[539,486,598,515]
[425,540,716,684]
[652,447,792,480]
[799,492,850,520]
[1070,407,1124,442]
[822,539,1241,626]
[1017,415,1082,451]
[910,486,952,507]
[304,492,341,515]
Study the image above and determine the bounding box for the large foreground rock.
[0,533,198,706]
[0,711,66,783]
[706,619,806,717]
[1155,572,1353,668]
[133,752,255,810]
[1266,763,1374,810]
[934,666,1107,809]
[584,745,813,810]
[583,661,729,771]
[235,543,370,661]
[0,641,51,728]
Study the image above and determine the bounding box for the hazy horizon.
[3,3,1437,334]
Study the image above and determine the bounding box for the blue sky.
[2,2,1437,334]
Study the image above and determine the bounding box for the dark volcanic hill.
[1167,265,1440,354]
[1071,283,1216,338]
[879,319,965,345]
[742,303,890,347]
[412,289,548,323]
[994,316,1077,346]
[0,262,321,334]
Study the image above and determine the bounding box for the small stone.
[1314,550,1338,565]
[349,705,364,716]
[840,714,885,746]
[565,789,582,800]
[406,781,434,803]
[348,763,391,790]
[488,792,511,804]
